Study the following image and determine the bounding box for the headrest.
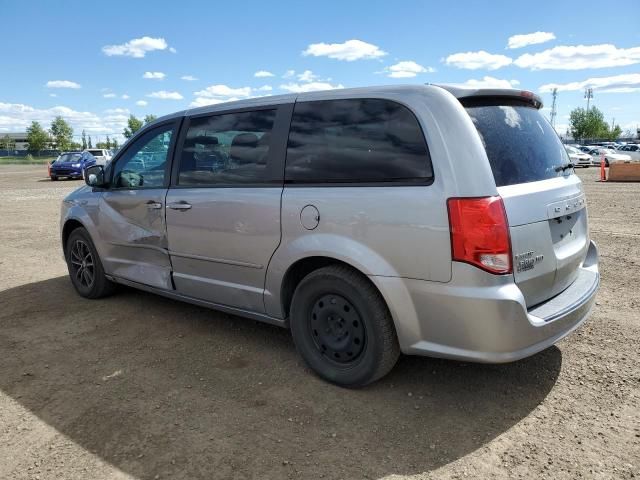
[184,135,219,148]
[230,133,259,164]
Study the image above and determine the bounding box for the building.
[1,132,30,151]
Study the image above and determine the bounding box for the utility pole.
[584,87,593,112]
[550,88,558,128]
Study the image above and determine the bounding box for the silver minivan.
[61,85,599,386]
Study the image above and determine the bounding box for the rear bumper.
[374,240,599,363]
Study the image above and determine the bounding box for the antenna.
[550,88,558,128]
[584,87,593,112]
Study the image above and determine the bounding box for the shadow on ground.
[0,277,562,479]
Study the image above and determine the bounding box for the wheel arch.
[61,218,86,252]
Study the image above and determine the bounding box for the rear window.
[464,100,570,187]
[285,98,432,184]
[88,150,103,156]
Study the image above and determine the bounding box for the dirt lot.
[0,165,638,480]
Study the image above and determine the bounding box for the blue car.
[50,151,96,180]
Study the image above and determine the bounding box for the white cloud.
[303,39,387,61]
[0,101,127,140]
[539,73,640,94]
[384,61,434,78]
[143,71,166,80]
[189,84,253,108]
[189,97,232,108]
[135,100,148,107]
[46,80,81,89]
[514,44,640,70]
[445,76,521,89]
[279,81,344,93]
[297,70,318,82]
[49,93,57,98]
[258,85,273,91]
[254,70,275,78]
[507,31,556,49]
[282,69,296,79]
[121,94,130,99]
[147,90,184,100]
[102,36,169,58]
[103,93,117,98]
[181,75,198,81]
[169,47,177,54]
[444,50,513,70]
[194,84,252,99]
[104,108,129,114]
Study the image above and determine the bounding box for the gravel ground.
[0,165,638,480]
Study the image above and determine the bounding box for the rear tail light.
[447,196,512,274]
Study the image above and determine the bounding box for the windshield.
[464,101,570,187]
[566,146,579,154]
[56,153,82,163]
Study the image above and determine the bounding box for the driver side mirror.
[84,164,107,187]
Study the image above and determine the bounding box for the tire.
[289,265,400,387]
[51,176,58,181]
[605,159,610,167]
[65,227,116,299]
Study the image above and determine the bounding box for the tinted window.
[178,110,276,185]
[88,150,103,156]
[112,125,173,188]
[285,99,432,183]
[56,153,82,163]
[465,101,570,187]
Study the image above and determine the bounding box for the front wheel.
[65,227,115,299]
[50,176,58,181]
[290,265,400,387]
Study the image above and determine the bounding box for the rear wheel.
[65,227,115,299]
[290,265,400,387]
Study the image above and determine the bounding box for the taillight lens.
[447,196,512,274]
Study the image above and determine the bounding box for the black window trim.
[282,97,435,188]
[169,103,294,189]
[106,118,182,191]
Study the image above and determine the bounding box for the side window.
[285,98,432,183]
[178,109,276,185]
[112,125,174,188]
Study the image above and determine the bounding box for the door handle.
[168,201,192,211]
[146,201,162,210]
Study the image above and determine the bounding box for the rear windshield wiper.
[555,162,575,172]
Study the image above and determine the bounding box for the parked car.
[84,148,112,165]
[588,147,632,166]
[565,146,592,167]
[50,151,96,180]
[61,85,599,386]
[616,144,640,161]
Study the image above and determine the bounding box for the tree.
[144,114,157,125]
[600,124,622,141]
[88,135,93,148]
[26,121,49,154]
[569,106,608,141]
[105,135,111,149]
[123,115,144,139]
[50,116,73,152]
[112,137,119,149]
[81,130,87,150]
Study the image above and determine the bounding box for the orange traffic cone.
[598,152,606,182]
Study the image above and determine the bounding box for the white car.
[588,147,632,167]
[84,149,113,166]
[566,146,592,167]
[616,144,640,161]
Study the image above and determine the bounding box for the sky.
[1,0,639,143]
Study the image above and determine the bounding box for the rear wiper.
[555,162,575,172]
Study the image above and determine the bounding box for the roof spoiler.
[433,84,543,109]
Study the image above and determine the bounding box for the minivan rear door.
[165,104,292,313]
[464,98,590,307]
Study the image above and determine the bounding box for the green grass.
[0,156,55,165]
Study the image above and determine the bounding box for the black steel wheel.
[309,294,366,365]
[290,265,400,387]
[65,227,116,299]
